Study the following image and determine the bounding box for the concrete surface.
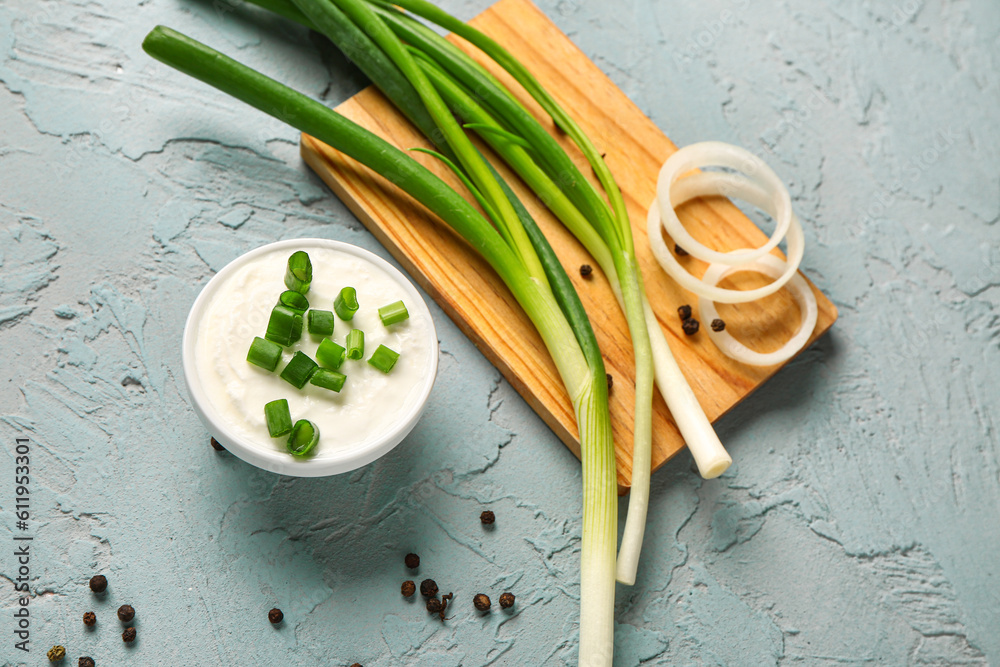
[1,0,998,665]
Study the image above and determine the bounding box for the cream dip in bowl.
[182,238,438,476]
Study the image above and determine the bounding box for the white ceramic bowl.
[182,238,438,476]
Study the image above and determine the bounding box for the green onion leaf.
[279,289,310,313]
[284,251,312,294]
[307,309,335,337]
[345,329,365,360]
[316,337,346,370]
[279,351,318,388]
[310,368,347,392]
[264,398,293,437]
[286,419,319,456]
[246,336,282,371]
[265,305,304,347]
[377,300,409,326]
[334,286,359,320]
[462,122,533,149]
[367,344,400,373]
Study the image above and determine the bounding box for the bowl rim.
[182,238,439,477]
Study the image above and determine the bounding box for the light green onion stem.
[264,398,293,437]
[368,344,400,373]
[365,2,660,585]
[285,250,312,293]
[280,350,318,389]
[287,419,320,456]
[334,286,360,321]
[345,328,365,360]
[378,300,409,326]
[316,338,346,370]
[247,336,283,372]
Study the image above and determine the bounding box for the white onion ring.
[698,254,818,366]
[646,171,805,303]
[656,141,792,265]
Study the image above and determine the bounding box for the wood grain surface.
[300,0,837,492]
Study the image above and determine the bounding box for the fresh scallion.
[265,305,304,347]
[310,368,347,392]
[345,329,364,360]
[279,289,310,313]
[377,300,409,326]
[246,336,282,371]
[285,250,312,294]
[264,398,293,437]
[367,344,400,373]
[307,309,335,336]
[334,286,359,320]
[316,337,346,370]
[279,350,318,388]
[286,419,319,456]
[363,0,734,586]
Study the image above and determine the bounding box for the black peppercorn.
[426,597,443,614]
[268,608,283,624]
[710,318,726,332]
[606,373,613,392]
[473,593,491,611]
[682,318,700,336]
[47,645,66,662]
[117,605,134,623]
[480,510,495,525]
[677,304,692,321]
[404,553,420,569]
[122,627,136,643]
[401,580,416,597]
[79,658,96,667]
[211,437,226,452]
[499,592,515,609]
[674,244,689,257]
[89,575,107,593]
[83,611,96,627]
[580,264,593,278]
[420,579,438,598]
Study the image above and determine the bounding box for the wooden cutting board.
[300,0,837,492]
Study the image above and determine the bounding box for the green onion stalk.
[357,0,733,583]
[143,25,617,665]
[243,0,732,584]
[242,0,638,589]
[243,0,732,583]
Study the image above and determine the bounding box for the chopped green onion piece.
[316,337,346,370]
[334,286,359,320]
[367,344,400,374]
[307,309,335,337]
[345,329,365,360]
[310,368,347,392]
[264,398,293,437]
[278,289,309,313]
[284,251,312,294]
[378,300,409,326]
[246,336,282,371]
[265,305,304,347]
[286,419,319,457]
[279,351,318,389]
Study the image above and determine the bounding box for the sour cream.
[183,239,438,476]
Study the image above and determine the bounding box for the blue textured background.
[2,0,999,665]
